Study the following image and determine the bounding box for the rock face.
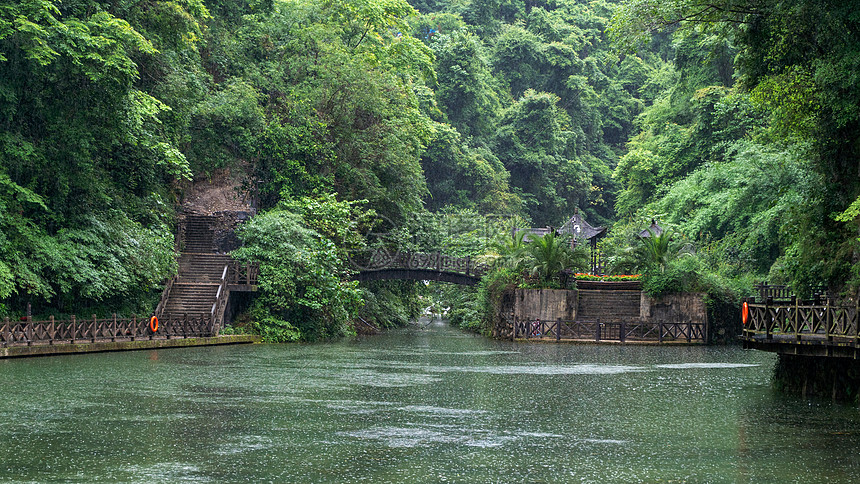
[177,169,255,254]
[211,210,252,253]
[180,168,254,216]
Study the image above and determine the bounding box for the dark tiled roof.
[559,212,606,240]
[638,220,663,238]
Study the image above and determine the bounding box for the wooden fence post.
[512,316,517,340]
[556,318,561,341]
[793,296,801,341]
[765,297,772,341]
[687,320,692,343]
[855,298,859,347]
[658,321,663,344]
[826,298,833,342]
[595,319,601,342]
[71,315,76,343]
[620,322,626,343]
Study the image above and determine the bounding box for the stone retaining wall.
[498,287,710,342]
[512,289,578,321]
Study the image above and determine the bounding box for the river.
[1,321,859,483]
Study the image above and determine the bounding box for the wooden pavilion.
[515,208,607,274]
[558,208,607,274]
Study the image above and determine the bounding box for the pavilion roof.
[558,210,607,240]
[638,220,663,238]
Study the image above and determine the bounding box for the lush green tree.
[0,0,189,315]
[233,197,368,341]
[612,0,860,293]
[432,31,501,139]
[421,124,520,213]
[216,0,436,221]
[637,228,674,273]
[492,24,549,98]
[493,89,590,226]
[527,232,575,286]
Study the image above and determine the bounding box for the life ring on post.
[150,316,159,332]
[741,302,749,326]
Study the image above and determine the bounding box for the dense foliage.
[232,196,367,341]
[3,0,859,338]
[608,0,860,298]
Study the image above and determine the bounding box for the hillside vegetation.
[1,0,858,339]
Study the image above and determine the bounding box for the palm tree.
[528,232,573,285]
[492,229,530,271]
[639,228,672,272]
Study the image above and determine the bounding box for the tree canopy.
[3,0,860,336]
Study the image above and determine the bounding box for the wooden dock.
[742,296,860,358]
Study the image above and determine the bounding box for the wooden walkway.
[0,314,258,358]
[742,296,860,358]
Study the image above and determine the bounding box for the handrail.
[226,260,259,285]
[211,265,231,333]
[175,217,186,253]
[742,299,859,343]
[154,275,178,319]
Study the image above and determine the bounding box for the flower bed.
[573,273,641,282]
[574,273,642,290]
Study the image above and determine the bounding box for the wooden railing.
[507,317,706,343]
[154,275,178,319]
[742,298,859,343]
[755,283,792,302]
[211,265,230,333]
[175,218,186,253]
[210,261,259,333]
[1,314,214,347]
[754,283,830,302]
[227,260,259,286]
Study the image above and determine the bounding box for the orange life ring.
[741,302,749,326]
[150,316,159,332]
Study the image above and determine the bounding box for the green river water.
[1,321,859,483]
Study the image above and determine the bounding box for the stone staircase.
[157,215,231,321]
[178,253,231,283]
[160,281,220,317]
[183,214,217,253]
[577,289,641,322]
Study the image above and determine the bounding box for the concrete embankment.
[0,334,260,359]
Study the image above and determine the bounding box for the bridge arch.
[356,268,481,286]
[350,250,488,286]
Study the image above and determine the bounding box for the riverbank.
[0,334,260,359]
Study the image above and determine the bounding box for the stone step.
[577,289,641,322]
[182,215,217,252]
[158,214,238,322]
